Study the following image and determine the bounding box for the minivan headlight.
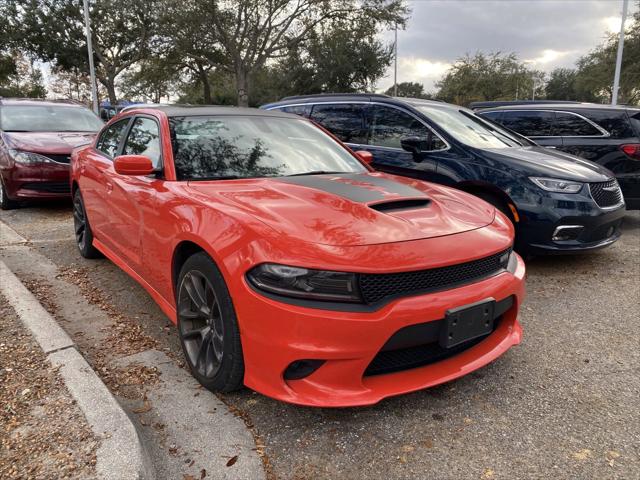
[247,263,362,303]
[529,177,583,193]
[9,149,53,164]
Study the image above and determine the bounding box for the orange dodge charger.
[70,106,525,407]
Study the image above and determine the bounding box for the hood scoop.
[369,198,431,213]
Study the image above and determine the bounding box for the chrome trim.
[266,100,452,153]
[552,225,584,241]
[481,109,610,138]
[588,180,625,211]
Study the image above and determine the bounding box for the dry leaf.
[572,449,592,461]
[132,398,152,414]
[481,468,495,479]
[200,468,207,479]
[226,455,238,467]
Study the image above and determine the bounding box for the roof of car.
[0,97,87,107]
[479,102,639,112]
[125,104,298,118]
[262,94,460,111]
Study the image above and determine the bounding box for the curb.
[0,260,155,480]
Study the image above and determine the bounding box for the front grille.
[45,154,71,164]
[22,181,70,194]
[365,334,488,376]
[589,180,623,208]
[359,248,511,305]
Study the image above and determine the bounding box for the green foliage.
[435,52,545,106]
[0,53,47,98]
[384,81,432,99]
[573,5,639,105]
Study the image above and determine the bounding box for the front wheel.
[0,177,18,210]
[177,252,244,393]
[73,189,102,258]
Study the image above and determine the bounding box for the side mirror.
[400,136,431,155]
[114,155,155,176]
[354,150,374,165]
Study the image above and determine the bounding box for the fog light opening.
[552,225,584,242]
[283,359,326,380]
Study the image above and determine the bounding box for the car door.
[360,104,444,180]
[106,115,164,272]
[81,117,132,240]
[499,110,562,149]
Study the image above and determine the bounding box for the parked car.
[262,94,626,254]
[476,103,640,209]
[71,105,525,407]
[0,98,103,209]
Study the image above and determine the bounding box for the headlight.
[9,149,53,164]
[529,177,583,193]
[247,263,362,303]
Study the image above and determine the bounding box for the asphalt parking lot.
[1,203,639,480]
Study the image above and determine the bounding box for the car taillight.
[620,144,640,160]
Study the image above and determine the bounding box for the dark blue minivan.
[262,94,626,254]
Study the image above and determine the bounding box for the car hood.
[479,145,613,182]
[2,131,97,154]
[187,172,495,247]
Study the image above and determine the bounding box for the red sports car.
[0,98,103,209]
[70,106,525,407]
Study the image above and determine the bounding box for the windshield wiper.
[286,170,350,177]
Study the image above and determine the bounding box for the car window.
[630,111,640,137]
[277,105,312,118]
[309,104,367,144]
[582,109,634,138]
[415,106,521,149]
[123,117,161,168]
[169,115,366,181]
[96,119,131,158]
[553,112,601,136]
[0,105,103,132]
[368,105,435,149]
[500,111,554,137]
[479,111,503,123]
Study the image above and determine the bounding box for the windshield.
[0,105,104,132]
[169,115,367,180]
[415,106,524,149]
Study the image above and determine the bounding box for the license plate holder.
[440,298,496,349]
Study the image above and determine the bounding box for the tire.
[176,252,244,393]
[72,189,102,258]
[0,176,19,210]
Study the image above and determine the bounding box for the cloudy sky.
[377,0,638,92]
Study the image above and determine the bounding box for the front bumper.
[516,190,626,254]
[2,162,71,200]
[236,253,525,407]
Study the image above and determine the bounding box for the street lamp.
[612,0,629,106]
[83,0,98,114]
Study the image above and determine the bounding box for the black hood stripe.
[276,173,427,203]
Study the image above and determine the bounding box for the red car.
[71,106,526,407]
[0,98,103,209]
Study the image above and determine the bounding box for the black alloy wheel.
[72,189,101,258]
[176,252,244,392]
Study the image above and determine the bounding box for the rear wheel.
[73,189,102,258]
[176,252,244,393]
[0,177,18,210]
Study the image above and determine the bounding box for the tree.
[170,0,407,107]
[384,81,432,98]
[10,0,158,104]
[435,52,545,106]
[119,58,179,103]
[0,51,47,98]
[573,4,639,105]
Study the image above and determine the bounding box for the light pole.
[83,0,98,114]
[393,25,398,96]
[612,0,629,106]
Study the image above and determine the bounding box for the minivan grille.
[359,248,511,305]
[589,180,623,208]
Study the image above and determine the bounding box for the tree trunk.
[196,63,212,104]
[105,77,117,105]
[236,65,249,107]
